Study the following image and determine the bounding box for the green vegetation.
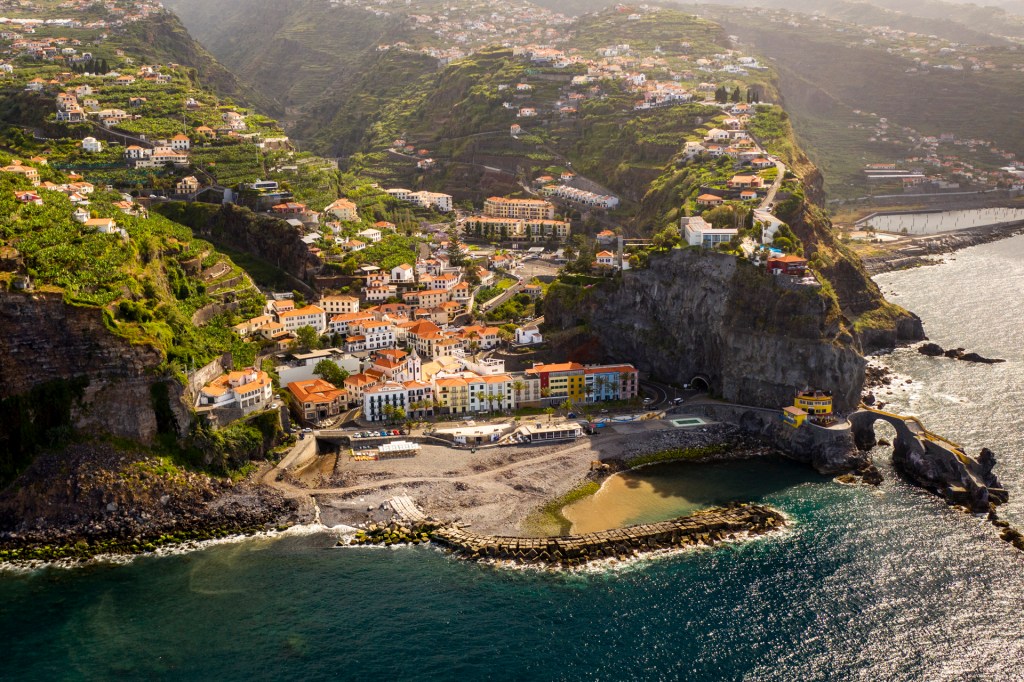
[525,480,602,536]
[0,160,260,375]
[625,444,730,468]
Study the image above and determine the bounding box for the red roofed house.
[287,379,348,424]
[766,254,809,277]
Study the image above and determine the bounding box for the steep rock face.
[155,202,318,295]
[785,202,924,353]
[545,249,865,412]
[0,292,186,442]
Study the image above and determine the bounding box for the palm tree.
[593,376,609,402]
[544,406,556,423]
[512,379,526,405]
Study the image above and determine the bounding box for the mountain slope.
[164,0,421,125]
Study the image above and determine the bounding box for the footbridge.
[850,406,1006,511]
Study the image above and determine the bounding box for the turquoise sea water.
[4,236,1024,681]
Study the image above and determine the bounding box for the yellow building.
[782,406,807,429]
[525,362,587,403]
[794,390,833,416]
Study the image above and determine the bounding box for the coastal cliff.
[0,291,187,446]
[545,249,866,412]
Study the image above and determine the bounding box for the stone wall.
[0,291,188,442]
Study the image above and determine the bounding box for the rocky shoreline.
[861,220,1024,275]
[0,442,295,564]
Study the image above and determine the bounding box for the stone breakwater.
[431,503,786,568]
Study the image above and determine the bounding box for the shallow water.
[564,458,825,534]
[4,236,1024,681]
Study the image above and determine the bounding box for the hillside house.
[324,198,359,222]
[696,193,724,207]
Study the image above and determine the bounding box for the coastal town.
[0,0,824,449]
[1,0,1021,573]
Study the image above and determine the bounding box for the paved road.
[759,159,787,211]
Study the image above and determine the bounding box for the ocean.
[3,237,1024,681]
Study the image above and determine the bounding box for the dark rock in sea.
[878,437,891,446]
[944,348,965,359]
[859,464,884,486]
[959,352,1005,364]
[918,342,945,357]
[862,392,876,406]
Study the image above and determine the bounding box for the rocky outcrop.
[0,291,188,444]
[918,343,1005,364]
[0,442,293,563]
[688,402,865,473]
[849,409,1007,513]
[545,249,866,412]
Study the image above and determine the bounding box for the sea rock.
[959,352,1005,364]
[918,342,945,357]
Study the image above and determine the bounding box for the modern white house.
[356,228,383,243]
[81,136,102,153]
[681,216,737,248]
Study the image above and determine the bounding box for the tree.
[446,224,467,267]
[463,263,481,287]
[294,325,321,351]
[313,359,349,386]
[652,226,680,250]
[731,86,742,103]
[512,380,526,405]
[544,406,556,423]
[714,86,728,104]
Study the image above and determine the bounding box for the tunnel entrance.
[689,375,711,392]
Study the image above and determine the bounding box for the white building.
[81,136,101,153]
[515,324,543,346]
[276,304,327,333]
[681,216,737,248]
[391,263,415,283]
[357,228,382,243]
[277,349,361,386]
[320,295,360,315]
[363,380,435,422]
